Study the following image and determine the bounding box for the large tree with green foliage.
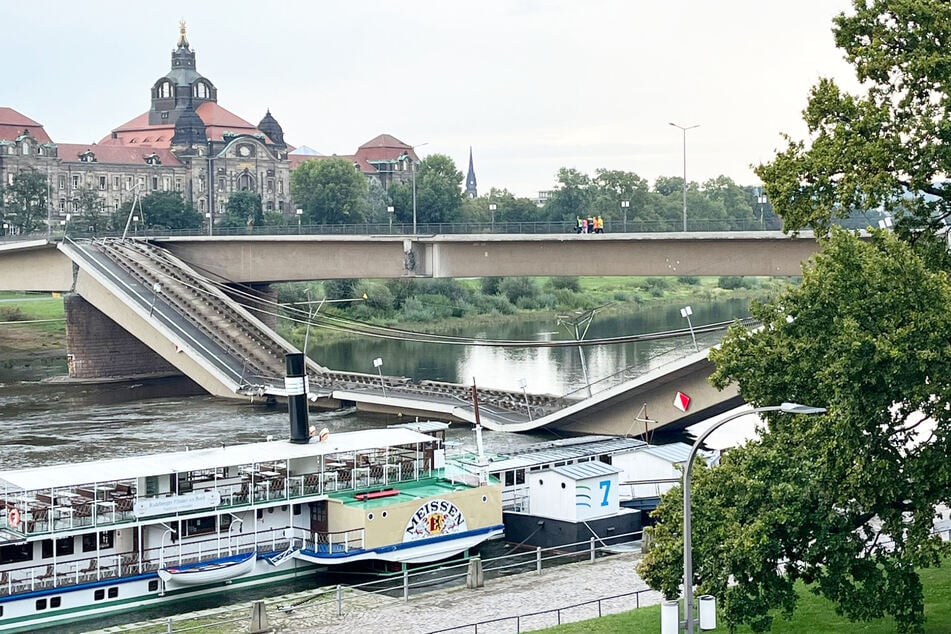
[220,191,264,230]
[135,191,202,231]
[389,154,464,225]
[71,186,109,234]
[4,170,48,233]
[640,2,951,632]
[757,0,951,241]
[290,157,370,225]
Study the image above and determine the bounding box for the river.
[1,297,760,631]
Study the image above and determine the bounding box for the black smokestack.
[286,353,310,443]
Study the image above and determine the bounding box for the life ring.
[8,507,21,528]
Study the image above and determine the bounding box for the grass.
[0,292,67,353]
[540,561,951,633]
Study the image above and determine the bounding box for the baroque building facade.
[0,23,459,233]
[0,23,291,231]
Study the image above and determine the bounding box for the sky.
[4,0,858,199]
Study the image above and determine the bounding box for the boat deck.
[333,476,481,509]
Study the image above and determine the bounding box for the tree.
[640,228,951,633]
[71,187,108,234]
[542,168,593,222]
[756,0,951,242]
[290,157,370,224]
[5,170,48,233]
[138,191,202,231]
[220,191,263,230]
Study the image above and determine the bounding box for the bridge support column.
[64,294,179,379]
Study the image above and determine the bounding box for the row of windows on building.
[49,172,287,196]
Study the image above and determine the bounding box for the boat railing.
[0,525,305,597]
[309,527,366,554]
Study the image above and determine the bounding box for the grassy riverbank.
[541,558,951,633]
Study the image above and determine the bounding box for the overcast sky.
[5,1,857,198]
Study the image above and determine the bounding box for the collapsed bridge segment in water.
[9,237,751,433]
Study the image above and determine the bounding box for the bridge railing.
[0,218,785,242]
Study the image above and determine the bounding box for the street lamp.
[680,306,698,352]
[757,191,768,231]
[296,208,303,234]
[387,205,395,234]
[489,203,497,231]
[373,357,386,397]
[620,200,630,232]
[677,402,826,634]
[669,122,700,232]
[133,214,139,236]
[518,378,533,421]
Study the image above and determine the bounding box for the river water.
[0,298,752,469]
[1,297,755,631]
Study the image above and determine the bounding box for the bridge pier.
[64,294,180,380]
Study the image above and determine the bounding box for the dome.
[258,110,286,148]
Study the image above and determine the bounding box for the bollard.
[590,537,596,562]
[166,617,173,633]
[536,546,542,575]
[248,600,270,634]
[465,556,484,589]
[336,584,343,617]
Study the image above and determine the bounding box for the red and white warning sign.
[673,391,690,412]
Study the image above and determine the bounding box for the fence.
[117,531,646,633]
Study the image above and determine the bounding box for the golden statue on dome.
[177,20,189,48]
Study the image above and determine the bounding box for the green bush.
[717,276,752,290]
[499,277,539,305]
[677,276,700,285]
[546,277,581,292]
[0,306,28,321]
[480,277,502,295]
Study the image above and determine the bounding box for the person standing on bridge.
[576,216,583,234]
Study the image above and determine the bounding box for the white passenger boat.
[0,355,503,633]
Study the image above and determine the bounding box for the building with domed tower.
[0,22,292,231]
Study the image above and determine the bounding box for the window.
[184,514,230,537]
[126,177,133,191]
[113,176,120,189]
[218,177,225,191]
[82,531,114,552]
[145,476,158,496]
[72,175,80,188]
[58,175,66,189]
[107,587,118,599]
[175,178,182,192]
[35,598,47,611]
[151,176,158,190]
[60,199,66,211]
[0,543,32,565]
[94,589,104,601]
[41,537,74,558]
[161,111,169,120]
[163,176,170,191]
[50,597,61,608]
[198,175,205,192]
[148,580,159,592]
[99,176,106,190]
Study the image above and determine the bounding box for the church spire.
[464,147,478,198]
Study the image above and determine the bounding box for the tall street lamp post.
[757,192,768,231]
[296,208,303,234]
[678,402,826,634]
[489,203,497,231]
[387,205,395,234]
[669,122,699,232]
[620,200,629,232]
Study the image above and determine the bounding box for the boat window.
[108,587,118,599]
[293,504,302,516]
[0,606,3,616]
[41,537,74,558]
[0,543,32,565]
[504,471,514,487]
[50,597,61,608]
[94,589,105,601]
[35,598,47,611]
[516,470,525,485]
[83,531,114,552]
[145,476,159,496]
[599,455,612,464]
[148,580,159,592]
[184,514,230,538]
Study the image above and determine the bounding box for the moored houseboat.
[0,355,503,632]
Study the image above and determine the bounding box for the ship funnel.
[285,353,310,443]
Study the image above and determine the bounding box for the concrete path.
[94,552,664,634]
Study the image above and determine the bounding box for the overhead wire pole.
[557,307,605,398]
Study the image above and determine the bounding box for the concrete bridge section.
[0,235,757,435]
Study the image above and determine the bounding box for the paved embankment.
[94,551,663,634]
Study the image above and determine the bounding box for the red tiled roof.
[100,102,262,148]
[0,107,52,143]
[56,143,181,166]
[354,133,418,163]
